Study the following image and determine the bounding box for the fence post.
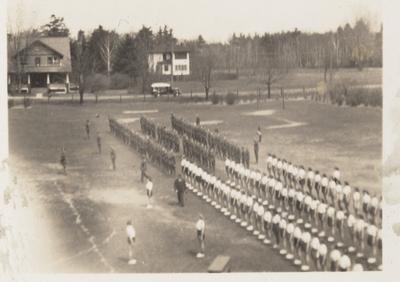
[95,93,98,103]
[303,87,306,100]
[190,89,192,101]
[281,87,285,110]
[71,93,74,102]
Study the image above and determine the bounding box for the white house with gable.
[148,46,190,77]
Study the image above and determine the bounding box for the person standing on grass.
[257,126,262,142]
[146,177,153,208]
[60,147,66,174]
[110,147,116,170]
[140,157,147,183]
[196,114,200,126]
[85,119,90,139]
[126,220,136,265]
[196,214,205,258]
[174,174,187,207]
[253,139,259,164]
[96,133,102,154]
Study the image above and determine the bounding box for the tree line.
[8,15,382,102]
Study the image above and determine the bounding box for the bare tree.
[98,30,119,77]
[197,46,215,100]
[7,2,39,94]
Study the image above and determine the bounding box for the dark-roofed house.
[8,36,72,94]
[148,45,190,77]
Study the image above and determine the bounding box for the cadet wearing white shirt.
[272,213,281,248]
[329,249,341,271]
[263,209,273,243]
[310,237,320,269]
[333,167,341,184]
[318,243,328,271]
[342,182,352,211]
[338,254,351,271]
[321,175,329,202]
[314,171,321,199]
[307,168,315,195]
[353,188,361,216]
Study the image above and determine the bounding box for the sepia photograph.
[0,0,388,279]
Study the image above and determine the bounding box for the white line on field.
[241,110,276,116]
[54,182,115,272]
[123,110,158,114]
[117,118,139,124]
[265,118,307,130]
[196,120,224,125]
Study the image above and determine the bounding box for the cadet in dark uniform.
[174,174,187,207]
[254,139,259,164]
[85,119,90,139]
[140,157,147,183]
[60,147,66,174]
[196,114,200,126]
[110,147,116,170]
[96,133,102,154]
[257,126,262,142]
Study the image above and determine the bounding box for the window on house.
[48,57,53,65]
[20,56,28,65]
[175,52,187,59]
[164,64,169,72]
[35,57,41,66]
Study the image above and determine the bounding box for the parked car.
[48,83,67,95]
[69,83,79,92]
[151,82,181,97]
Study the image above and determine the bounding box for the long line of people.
[181,158,381,272]
[140,116,180,153]
[171,114,249,165]
[109,118,177,175]
[182,136,215,173]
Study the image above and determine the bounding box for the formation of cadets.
[171,114,249,166]
[109,118,176,175]
[182,136,215,172]
[140,116,180,153]
[181,155,382,272]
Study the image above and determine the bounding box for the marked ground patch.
[241,110,276,116]
[117,118,139,124]
[123,110,158,114]
[198,120,224,125]
[265,118,307,130]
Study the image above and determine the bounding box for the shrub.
[110,73,131,90]
[8,99,14,108]
[365,88,382,107]
[211,92,220,104]
[225,92,237,105]
[213,72,238,80]
[85,73,110,93]
[345,88,364,107]
[23,97,32,108]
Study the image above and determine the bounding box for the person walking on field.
[110,147,116,170]
[257,126,262,143]
[60,147,67,174]
[96,133,102,154]
[126,220,136,265]
[174,174,187,207]
[196,214,206,258]
[254,139,259,164]
[85,119,90,139]
[140,157,147,183]
[146,177,153,208]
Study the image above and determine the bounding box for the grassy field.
[166,67,381,94]
[8,99,381,272]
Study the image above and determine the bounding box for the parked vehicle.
[48,83,67,95]
[151,82,181,97]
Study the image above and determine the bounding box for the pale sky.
[7,0,382,42]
